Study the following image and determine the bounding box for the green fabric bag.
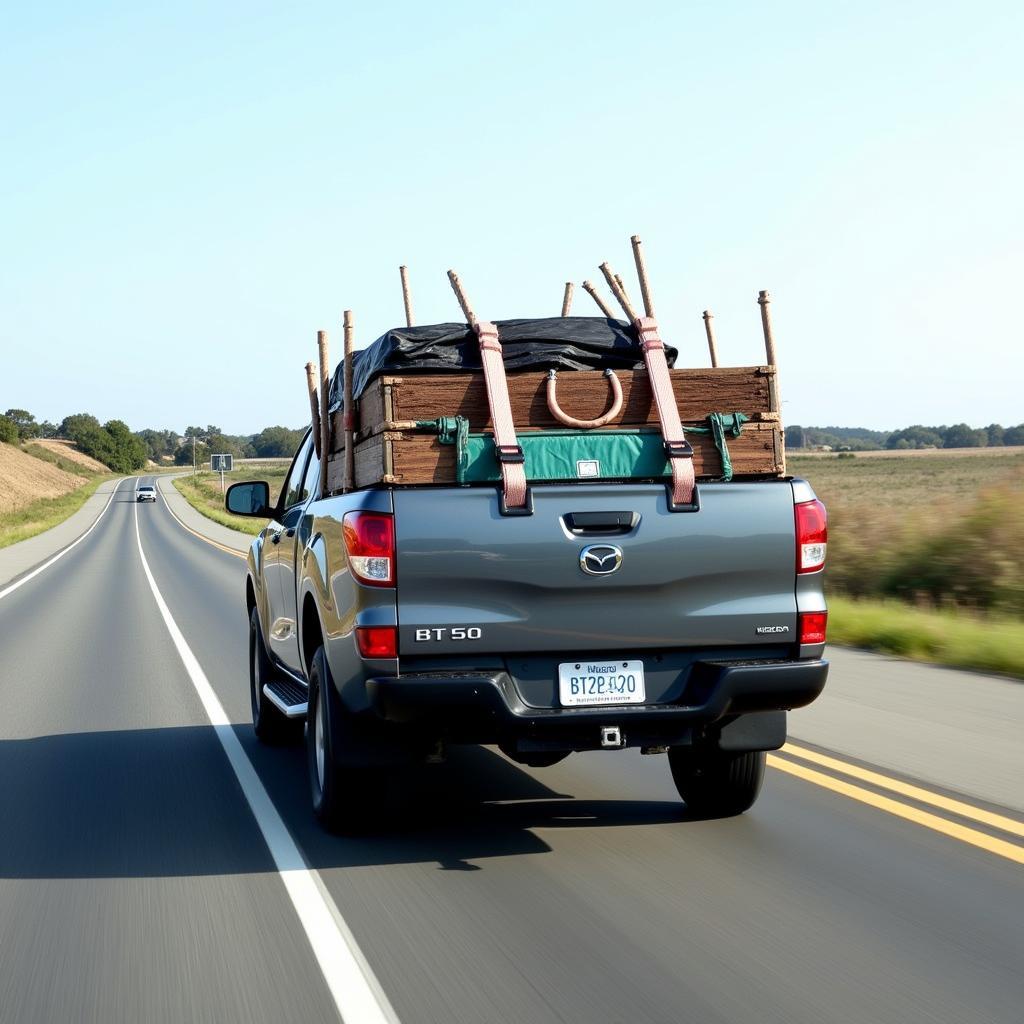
[426,413,748,484]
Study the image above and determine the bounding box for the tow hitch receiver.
[600,726,625,749]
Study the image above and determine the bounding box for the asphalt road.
[0,477,1021,1023]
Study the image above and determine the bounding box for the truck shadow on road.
[0,727,686,879]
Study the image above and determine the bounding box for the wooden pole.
[629,235,655,318]
[702,310,719,368]
[599,262,638,321]
[614,274,637,318]
[343,310,355,492]
[582,280,617,318]
[758,290,777,365]
[305,361,322,457]
[317,330,330,497]
[447,269,477,326]
[399,265,414,328]
[758,290,784,474]
[561,281,574,317]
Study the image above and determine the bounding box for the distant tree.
[0,415,18,444]
[60,413,101,441]
[786,425,805,449]
[252,425,304,458]
[98,419,148,472]
[174,439,209,466]
[135,428,179,461]
[886,425,944,449]
[942,423,986,449]
[4,408,40,440]
[37,420,59,438]
[984,423,1005,447]
[1004,424,1024,446]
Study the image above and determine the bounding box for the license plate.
[558,660,646,707]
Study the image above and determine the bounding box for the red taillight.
[342,511,395,586]
[355,626,397,658]
[799,611,828,645]
[795,499,827,573]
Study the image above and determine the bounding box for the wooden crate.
[326,365,784,492]
[335,365,776,438]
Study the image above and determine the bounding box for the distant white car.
[136,485,157,503]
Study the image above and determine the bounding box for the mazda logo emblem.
[580,544,623,576]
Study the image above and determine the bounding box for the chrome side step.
[264,678,308,719]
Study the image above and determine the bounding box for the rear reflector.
[799,611,828,646]
[356,626,397,659]
[795,499,827,573]
[343,511,395,586]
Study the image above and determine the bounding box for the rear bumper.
[365,658,828,750]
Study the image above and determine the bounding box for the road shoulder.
[0,477,126,589]
[156,475,252,555]
[790,646,1023,813]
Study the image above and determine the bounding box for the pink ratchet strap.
[474,321,531,514]
[634,316,697,509]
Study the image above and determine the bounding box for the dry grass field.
[0,442,89,514]
[790,450,1024,675]
[0,441,115,548]
[26,438,109,474]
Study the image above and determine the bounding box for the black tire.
[668,748,766,817]
[249,606,301,745]
[306,647,384,833]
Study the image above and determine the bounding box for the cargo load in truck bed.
[323,318,783,492]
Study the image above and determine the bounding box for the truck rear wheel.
[668,748,766,817]
[307,647,383,833]
[249,606,301,745]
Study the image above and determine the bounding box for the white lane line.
[132,502,400,1024]
[0,477,129,603]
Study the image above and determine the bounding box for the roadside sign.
[211,453,233,493]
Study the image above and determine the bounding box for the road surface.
[0,477,1020,1023]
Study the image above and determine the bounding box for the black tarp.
[328,317,675,409]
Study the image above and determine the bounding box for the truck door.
[274,442,320,674]
[264,433,314,671]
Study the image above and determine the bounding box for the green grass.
[828,595,1024,680]
[0,474,118,549]
[172,467,288,536]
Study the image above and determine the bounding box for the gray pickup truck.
[227,429,828,831]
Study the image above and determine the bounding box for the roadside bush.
[880,486,1024,616]
[0,415,17,444]
[824,481,1024,617]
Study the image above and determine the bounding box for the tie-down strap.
[633,316,696,508]
[474,321,530,513]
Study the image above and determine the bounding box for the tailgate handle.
[564,511,639,535]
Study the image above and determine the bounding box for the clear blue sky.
[2,1,1021,435]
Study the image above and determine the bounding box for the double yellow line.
[770,743,1024,865]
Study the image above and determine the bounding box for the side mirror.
[226,480,271,518]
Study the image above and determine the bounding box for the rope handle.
[546,368,623,429]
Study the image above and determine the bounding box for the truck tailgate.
[393,482,798,655]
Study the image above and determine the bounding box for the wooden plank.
[350,421,781,487]
[334,367,772,441]
[352,435,384,490]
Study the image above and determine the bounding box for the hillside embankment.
[0,442,115,548]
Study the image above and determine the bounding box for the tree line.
[786,422,1024,451]
[0,408,305,473]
